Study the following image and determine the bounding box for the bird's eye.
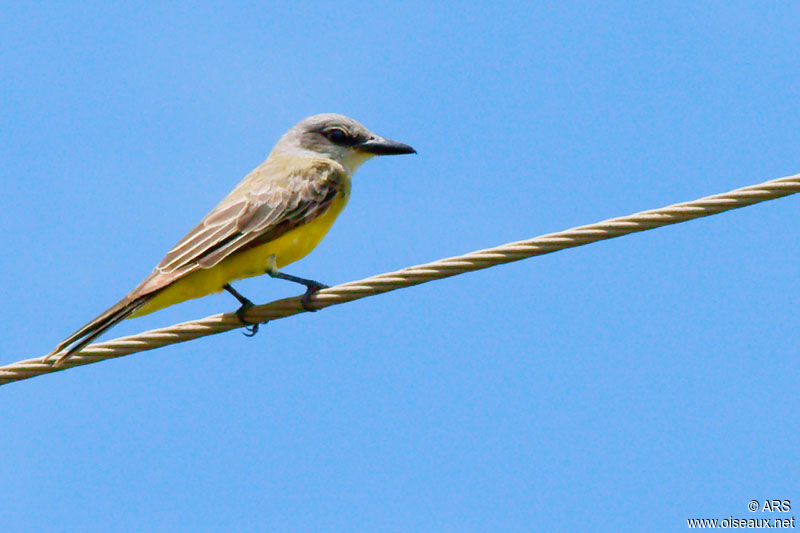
[324,128,349,144]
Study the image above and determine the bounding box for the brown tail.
[47,295,152,364]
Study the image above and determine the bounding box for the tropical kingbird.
[48,113,415,363]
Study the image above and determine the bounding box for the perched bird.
[48,113,415,363]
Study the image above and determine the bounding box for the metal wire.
[2,173,798,386]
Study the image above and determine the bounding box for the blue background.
[2,2,798,531]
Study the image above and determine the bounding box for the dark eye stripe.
[323,128,358,146]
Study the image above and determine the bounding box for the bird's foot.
[264,269,328,312]
[224,283,263,336]
[236,302,262,336]
[301,281,329,312]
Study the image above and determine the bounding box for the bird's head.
[274,113,416,173]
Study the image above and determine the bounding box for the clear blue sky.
[2,2,798,531]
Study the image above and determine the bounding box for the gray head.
[273,113,415,172]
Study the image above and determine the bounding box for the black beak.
[357,135,416,155]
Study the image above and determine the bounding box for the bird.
[47,113,416,364]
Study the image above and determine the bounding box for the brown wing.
[130,161,345,297]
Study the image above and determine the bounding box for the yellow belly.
[132,192,348,317]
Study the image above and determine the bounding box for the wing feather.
[158,223,240,273]
[149,162,343,285]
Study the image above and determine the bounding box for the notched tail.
[46,295,151,365]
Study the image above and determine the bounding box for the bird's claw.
[301,282,328,312]
[235,302,263,336]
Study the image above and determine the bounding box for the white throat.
[340,151,375,175]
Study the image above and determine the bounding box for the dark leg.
[223,283,261,336]
[266,270,328,312]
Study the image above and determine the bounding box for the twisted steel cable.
[2,173,798,386]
